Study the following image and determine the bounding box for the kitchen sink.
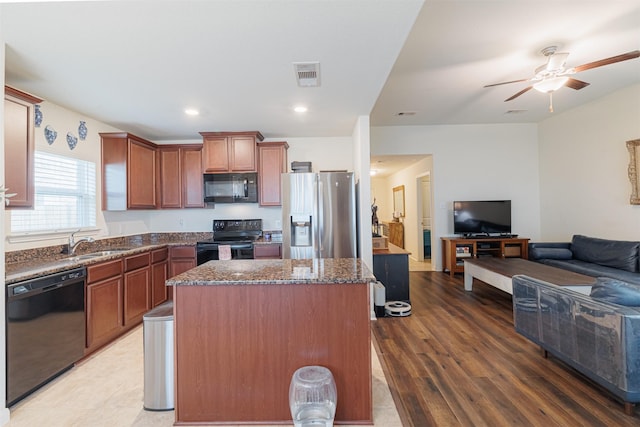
[67,249,130,261]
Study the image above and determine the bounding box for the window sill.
[6,228,101,244]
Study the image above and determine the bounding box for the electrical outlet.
[179,218,184,227]
[275,219,282,229]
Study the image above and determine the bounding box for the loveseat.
[528,234,640,285]
[512,274,640,414]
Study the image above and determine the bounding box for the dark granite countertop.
[5,232,210,285]
[167,258,374,286]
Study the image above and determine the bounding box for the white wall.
[538,84,640,241]
[371,123,541,270]
[352,116,373,270]
[371,176,392,222]
[283,136,354,172]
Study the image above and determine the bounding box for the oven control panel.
[213,219,262,231]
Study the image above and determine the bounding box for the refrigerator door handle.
[317,179,323,257]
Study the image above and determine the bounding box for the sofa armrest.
[528,242,572,261]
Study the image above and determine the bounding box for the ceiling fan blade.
[505,86,532,102]
[484,78,529,88]
[565,78,590,90]
[572,50,640,73]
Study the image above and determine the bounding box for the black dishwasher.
[6,266,86,406]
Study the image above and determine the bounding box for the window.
[11,151,96,233]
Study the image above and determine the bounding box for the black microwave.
[203,173,258,203]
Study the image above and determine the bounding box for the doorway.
[411,173,433,271]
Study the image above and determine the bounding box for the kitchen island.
[167,258,374,425]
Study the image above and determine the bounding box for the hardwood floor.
[372,272,639,426]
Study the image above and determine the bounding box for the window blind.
[11,151,96,233]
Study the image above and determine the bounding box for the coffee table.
[463,258,596,295]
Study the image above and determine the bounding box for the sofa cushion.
[539,259,640,286]
[571,235,640,273]
[529,247,573,260]
[590,277,640,306]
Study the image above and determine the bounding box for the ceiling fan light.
[533,76,569,93]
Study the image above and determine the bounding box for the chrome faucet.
[68,231,94,255]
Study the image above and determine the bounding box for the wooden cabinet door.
[202,136,229,172]
[151,248,169,307]
[127,139,157,208]
[181,146,204,207]
[151,261,168,307]
[258,142,288,206]
[159,147,181,208]
[4,90,39,208]
[229,135,256,171]
[86,276,123,351]
[170,258,196,278]
[253,243,282,259]
[169,246,196,278]
[123,266,151,326]
[373,253,410,302]
[100,133,128,211]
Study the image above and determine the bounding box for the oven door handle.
[234,243,253,250]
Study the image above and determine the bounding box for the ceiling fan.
[484,46,640,111]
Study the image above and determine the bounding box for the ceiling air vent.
[294,62,320,87]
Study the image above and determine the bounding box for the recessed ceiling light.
[294,105,308,113]
[184,108,200,116]
[370,170,377,176]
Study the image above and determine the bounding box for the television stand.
[462,233,518,239]
[441,236,530,277]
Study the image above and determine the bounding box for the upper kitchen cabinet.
[200,131,264,173]
[258,141,288,206]
[158,145,204,208]
[4,86,42,208]
[100,132,157,210]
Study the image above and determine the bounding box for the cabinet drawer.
[254,243,282,259]
[125,252,151,272]
[151,247,169,263]
[170,246,196,258]
[87,259,123,283]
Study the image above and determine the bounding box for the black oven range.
[196,219,262,265]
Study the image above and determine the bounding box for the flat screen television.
[453,200,511,236]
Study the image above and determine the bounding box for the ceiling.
[2,1,640,176]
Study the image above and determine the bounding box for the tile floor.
[6,326,402,427]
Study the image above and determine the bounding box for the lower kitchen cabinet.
[123,252,151,327]
[254,243,282,259]
[84,246,188,355]
[170,246,196,278]
[372,243,410,303]
[151,248,169,307]
[86,259,124,353]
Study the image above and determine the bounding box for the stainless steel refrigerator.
[282,171,358,259]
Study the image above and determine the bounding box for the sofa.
[528,235,640,285]
[512,274,640,414]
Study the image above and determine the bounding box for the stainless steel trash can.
[143,301,174,411]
